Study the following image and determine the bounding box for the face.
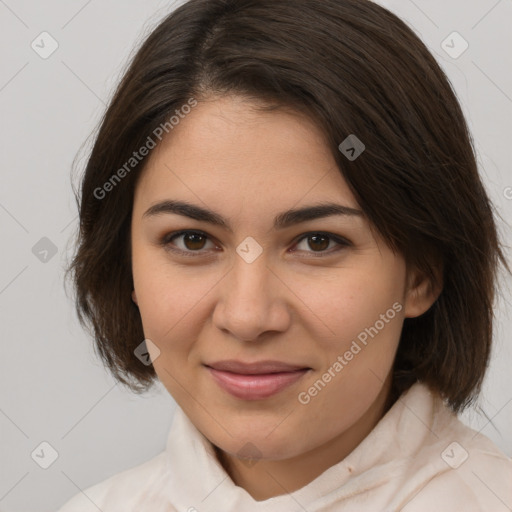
[130,95,434,463]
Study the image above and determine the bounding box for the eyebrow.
[142,199,364,232]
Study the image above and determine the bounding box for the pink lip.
[206,366,310,400]
[205,359,309,374]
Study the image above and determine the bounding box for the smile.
[205,366,311,400]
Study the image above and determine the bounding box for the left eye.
[161,231,350,257]
[293,233,349,255]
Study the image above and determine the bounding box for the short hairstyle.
[65,0,510,412]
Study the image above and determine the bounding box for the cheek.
[292,264,404,343]
[294,263,405,394]
[132,255,214,346]
[134,272,209,388]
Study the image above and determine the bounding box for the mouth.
[203,360,312,400]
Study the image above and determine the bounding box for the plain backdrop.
[0,0,511,510]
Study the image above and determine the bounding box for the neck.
[214,377,394,501]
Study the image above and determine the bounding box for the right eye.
[160,230,219,257]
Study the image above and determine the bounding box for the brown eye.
[161,230,216,256]
[306,234,330,252]
[181,232,207,250]
[293,232,350,256]
[161,230,350,258]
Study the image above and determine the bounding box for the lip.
[204,360,311,400]
[205,359,310,374]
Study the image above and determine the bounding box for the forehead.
[134,95,360,215]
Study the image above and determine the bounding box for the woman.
[58,0,512,510]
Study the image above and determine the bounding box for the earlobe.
[132,290,138,305]
[403,265,443,319]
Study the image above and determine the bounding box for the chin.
[219,435,303,462]
[201,415,298,455]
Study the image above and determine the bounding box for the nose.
[212,252,292,342]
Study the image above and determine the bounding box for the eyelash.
[159,230,351,258]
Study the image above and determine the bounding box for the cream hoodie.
[56,383,512,511]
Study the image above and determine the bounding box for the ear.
[131,290,138,305]
[403,262,443,319]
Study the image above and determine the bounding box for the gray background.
[0,0,511,510]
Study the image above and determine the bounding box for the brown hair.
[65,0,510,412]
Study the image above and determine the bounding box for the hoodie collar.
[162,382,440,512]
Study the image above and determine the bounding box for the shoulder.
[56,451,167,512]
[406,413,512,510]
[406,455,512,511]
[386,384,512,510]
